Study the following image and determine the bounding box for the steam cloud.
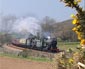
[13,17,41,36]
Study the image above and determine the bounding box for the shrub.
[0,34,12,45]
[53,47,85,69]
[19,49,29,58]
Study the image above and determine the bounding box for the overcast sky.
[0,0,84,21]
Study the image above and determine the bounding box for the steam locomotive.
[12,36,59,53]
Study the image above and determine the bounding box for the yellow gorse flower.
[77,0,82,2]
[73,52,79,56]
[73,0,82,5]
[68,58,74,64]
[71,14,77,19]
[59,60,64,64]
[61,0,84,46]
[72,27,77,31]
[78,35,82,40]
[81,39,85,45]
[72,19,79,24]
[74,1,78,5]
[77,25,81,28]
[75,31,79,34]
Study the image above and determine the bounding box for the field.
[0,56,53,69]
[58,42,80,51]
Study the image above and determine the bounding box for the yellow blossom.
[75,31,81,35]
[73,52,79,56]
[75,31,79,34]
[77,25,81,29]
[78,35,82,40]
[59,60,64,64]
[77,0,82,3]
[74,1,78,5]
[72,19,79,24]
[71,14,77,19]
[72,27,77,31]
[68,58,74,64]
[74,0,81,5]
[80,39,85,45]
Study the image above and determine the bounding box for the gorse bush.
[52,0,85,69]
[60,0,85,47]
[53,47,85,69]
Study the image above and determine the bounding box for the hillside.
[53,19,73,31]
[52,19,78,41]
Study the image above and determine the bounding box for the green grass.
[0,53,51,62]
[58,42,80,51]
[27,56,51,62]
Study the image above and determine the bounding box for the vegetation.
[53,20,76,41]
[60,0,85,46]
[0,33,13,45]
[0,0,85,69]
[53,47,85,69]
[52,0,85,69]
[0,52,51,62]
[58,42,79,51]
[0,14,79,42]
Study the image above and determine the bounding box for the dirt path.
[0,57,53,69]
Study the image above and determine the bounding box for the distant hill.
[53,19,73,31]
[52,19,78,41]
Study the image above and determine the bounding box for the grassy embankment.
[0,52,51,62]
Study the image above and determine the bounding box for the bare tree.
[0,15,16,33]
[41,16,57,34]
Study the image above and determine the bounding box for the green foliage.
[53,47,85,69]
[0,52,51,62]
[60,0,85,46]
[0,33,13,45]
[58,42,79,51]
[19,49,29,58]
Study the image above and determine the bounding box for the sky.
[0,0,84,21]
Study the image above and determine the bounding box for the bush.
[0,33,12,45]
[19,49,29,58]
[53,47,85,69]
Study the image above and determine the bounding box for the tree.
[0,15,17,45]
[40,16,57,36]
[0,34,13,45]
[0,15,16,33]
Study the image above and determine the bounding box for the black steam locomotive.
[12,36,59,53]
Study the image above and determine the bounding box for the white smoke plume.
[13,17,41,36]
